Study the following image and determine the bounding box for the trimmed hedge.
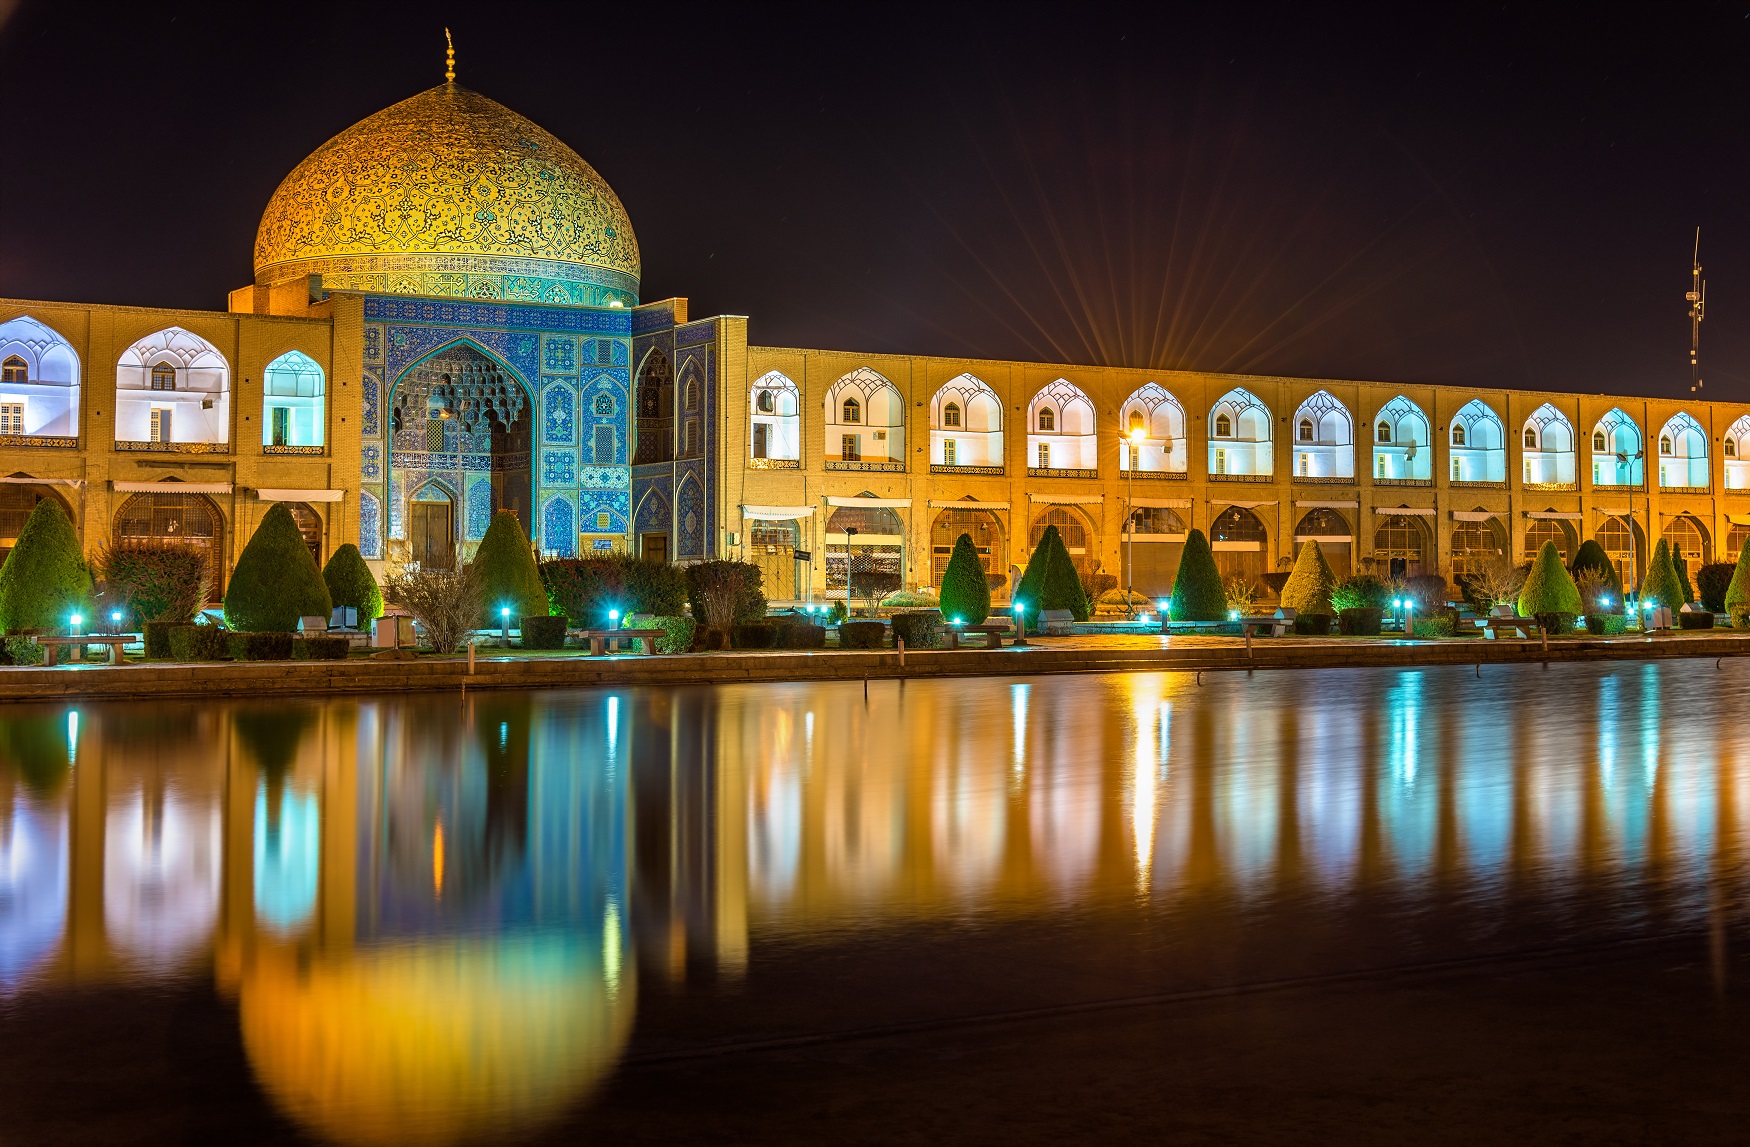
[1014,526,1057,620]
[1168,529,1227,622]
[1332,574,1392,612]
[1725,536,1750,615]
[1338,607,1384,636]
[1040,535,1091,621]
[839,620,887,649]
[143,620,183,659]
[777,622,826,649]
[891,611,945,649]
[1584,613,1628,635]
[1673,545,1697,607]
[1640,538,1684,613]
[1411,614,1456,638]
[541,554,687,623]
[1698,562,1735,614]
[322,543,384,622]
[226,632,296,661]
[630,614,695,654]
[1733,605,1750,630]
[1293,614,1333,635]
[1543,613,1578,635]
[293,635,350,660]
[1570,539,1623,601]
[938,533,991,625]
[225,504,331,633]
[99,542,209,624]
[1679,609,1716,630]
[169,625,229,661]
[2,637,43,666]
[1518,540,1583,621]
[0,498,93,633]
[1280,541,1336,618]
[474,511,548,626]
[520,614,568,649]
[732,623,777,649]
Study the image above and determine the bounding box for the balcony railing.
[1124,468,1189,480]
[1208,472,1275,483]
[116,440,231,455]
[1658,485,1710,495]
[931,463,1004,476]
[826,458,905,472]
[1291,475,1356,486]
[1450,479,1507,489]
[1590,481,1645,492]
[1028,467,1099,479]
[263,444,325,456]
[0,433,77,449]
[748,457,801,470]
[1374,477,1433,487]
[1522,481,1577,492]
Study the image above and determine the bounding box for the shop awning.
[1219,499,1277,509]
[257,488,344,503]
[1729,513,1750,527]
[1296,534,1354,543]
[1450,510,1497,522]
[1593,507,1631,517]
[1130,497,1192,508]
[824,495,910,508]
[1295,499,1358,508]
[1028,493,1103,505]
[113,481,232,495]
[927,499,1010,510]
[1374,506,1435,516]
[741,504,815,520]
[0,475,83,488]
[1525,510,1582,520]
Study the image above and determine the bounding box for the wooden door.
[411,501,454,570]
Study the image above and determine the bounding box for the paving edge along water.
[0,633,1748,702]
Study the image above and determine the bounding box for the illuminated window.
[597,511,612,530]
[1129,411,1145,434]
[1214,447,1226,474]
[596,341,612,365]
[756,390,774,413]
[1299,453,1309,476]
[752,423,768,458]
[151,364,176,391]
[1593,430,1607,451]
[1660,435,1673,455]
[1451,424,1466,446]
[593,393,614,416]
[842,397,861,423]
[1298,418,1313,442]
[943,439,957,465]
[1727,438,1737,458]
[0,356,25,384]
[270,406,290,446]
[0,402,22,434]
[1037,442,1051,468]
[1523,427,1538,449]
[1452,457,1461,481]
[1214,414,1232,438]
[1376,421,1391,443]
[594,424,614,464]
[684,380,699,411]
[943,402,961,427]
[1037,408,1054,432]
[150,407,171,442]
[1377,454,1387,478]
[841,433,859,461]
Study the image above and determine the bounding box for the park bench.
[33,634,137,666]
[943,621,1011,649]
[1037,609,1076,636]
[571,627,665,656]
[1240,608,1296,638]
[1477,606,1542,640]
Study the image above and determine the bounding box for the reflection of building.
[0,698,632,1146]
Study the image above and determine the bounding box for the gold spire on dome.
[444,28,454,83]
[252,79,640,306]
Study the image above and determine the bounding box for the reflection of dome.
[254,83,639,307]
[240,933,633,1146]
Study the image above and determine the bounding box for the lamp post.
[1127,427,1144,619]
[1618,448,1645,604]
[499,605,511,648]
[1012,598,1028,646]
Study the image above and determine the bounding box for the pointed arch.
[1119,383,1187,475]
[825,367,905,470]
[749,369,800,465]
[1449,399,1506,483]
[1371,396,1431,481]
[1027,378,1097,474]
[931,373,1004,470]
[1208,387,1273,478]
[0,315,80,441]
[116,326,230,447]
[634,346,675,464]
[262,349,325,449]
[1657,411,1708,489]
[1724,415,1750,490]
[1289,390,1353,479]
[1520,403,1575,487]
[1589,407,1644,487]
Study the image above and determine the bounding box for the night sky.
[3,2,1749,399]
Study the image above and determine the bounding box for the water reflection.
[0,661,1747,1142]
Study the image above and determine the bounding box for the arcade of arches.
[1029,506,1098,580]
[931,504,1005,589]
[113,491,226,597]
[0,482,73,564]
[1210,507,1267,586]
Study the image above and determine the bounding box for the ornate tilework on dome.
[254,83,639,306]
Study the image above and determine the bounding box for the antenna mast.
[1688,227,1706,392]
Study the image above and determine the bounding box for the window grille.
[943,403,960,427]
[151,365,176,391]
[597,511,612,531]
[843,398,861,423]
[0,403,21,435]
[0,356,25,384]
[943,439,957,465]
[1376,422,1391,443]
[1523,428,1537,449]
[1215,415,1232,437]
[594,424,615,464]
[1037,442,1050,468]
[1037,408,1054,431]
[150,407,171,442]
[1298,419,1313,442]
[1452,425,1467,446]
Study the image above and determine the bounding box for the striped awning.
[1375,506,1435,516]
[1028,493,1103,505]
[1525,510,1582,520]
[257,488,344,503]
[113,481,232,495]
[927,499,1010,510]
[824,495,910,508]
[741,504,815,520]
[1131,497,1192,508]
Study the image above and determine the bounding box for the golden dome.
[253,83,639,306]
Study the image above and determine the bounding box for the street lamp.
[608,608,621,631]
[1012,598,1028,646]
[1127,427,1145,619]
[499,605,511,648]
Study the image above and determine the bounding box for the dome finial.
[444,27,455,83]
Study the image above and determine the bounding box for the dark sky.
[3,2,1749,399]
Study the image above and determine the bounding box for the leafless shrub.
[1575,568,1613,613]
[1469,556,1526,612]
[386,565,483,654]
[1223,575,1255,615]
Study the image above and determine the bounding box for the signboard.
[793,549,813,562]
[592,538,615,551]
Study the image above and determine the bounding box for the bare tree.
[1470,556,1526,612]
[386,565,484,654]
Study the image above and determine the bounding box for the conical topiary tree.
[1168,528,1227,622]
[224,504,332,633]
[1672,544,1696,606]
[1517,539,1583,624]
[937,533,991,624]
[1640,538,1684,614]
[473,510,548,625]
[1014,525,1061,628]
[1725,535,1750,624]
[1039,532,1091,621]
[1279,540,1336,618]
[322,543,384,622]
[0,498,93,633]
[1570,538,1622,595]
